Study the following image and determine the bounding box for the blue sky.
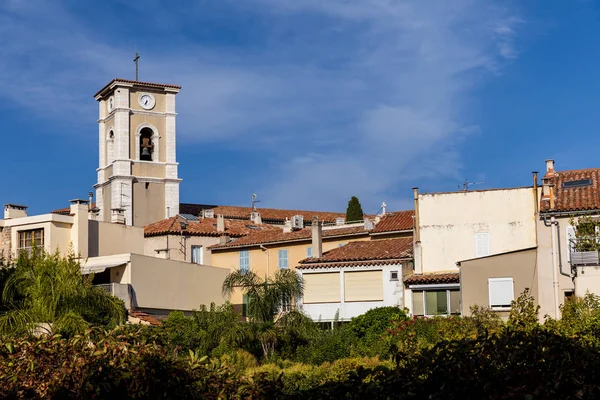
[1,0,599,215]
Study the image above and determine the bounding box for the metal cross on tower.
[133,52,140,81]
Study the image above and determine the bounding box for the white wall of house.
[299,263,403,322]
[417,187,537,274]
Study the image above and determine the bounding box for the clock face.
[107,96,114,112]
[139,93,155,110]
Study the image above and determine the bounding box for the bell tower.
[93,78,182,227]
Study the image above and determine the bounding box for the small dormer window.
[563,179,592,189]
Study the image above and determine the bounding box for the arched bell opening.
[140,127,154,161]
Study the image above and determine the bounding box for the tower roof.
[94,78,181,99]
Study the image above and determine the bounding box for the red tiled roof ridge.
[209,226,370,250]
[540,165,600,213]
[298,238,413,265]
[144,215,279,238]
[95,78,181,97]
[372,210,414,233]
[403,271,460,285]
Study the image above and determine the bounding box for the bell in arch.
[140,136,153,161]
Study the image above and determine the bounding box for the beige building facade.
[406,185,538,316]
[458,247,537,318]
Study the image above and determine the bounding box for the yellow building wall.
[210,235,370,305]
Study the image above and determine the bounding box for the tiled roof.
[128,311,162,326]
[95,78,181,97]
[144,215,279,238]
[180,203,348,224]
[403,272,460,285]
[51,203,97,216]
[209,226,370,250]
[297,238,413,268]
[540,167,600,213]
[372,210,414,234]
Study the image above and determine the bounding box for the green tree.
[221,269,304,324]
[0,249,125,336]
[345,196,365,222]
[222,269,304,359]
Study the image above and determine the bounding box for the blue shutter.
[278,249,288,269]
[239,250,250,273]
[306,246,312,258]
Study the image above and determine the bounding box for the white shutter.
[566,225,576,262]
[344,271,383,302]
[475,233,490,257]
[488,278,514,309]
[303,273,340,303]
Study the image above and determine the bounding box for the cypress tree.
[345,196,364,222]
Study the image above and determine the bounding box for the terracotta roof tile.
[144,215,279,238]
[95,78,181,97]
[540,167,600,213]
[180,203,350,224]
[51,203,97,216]
[372,210,414,234]
[297,238,413,268]
[209,226,370,250]
[403,272,460,285]
[129,311,162,326]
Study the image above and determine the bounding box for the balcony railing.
[94,283,133,309]
[569,237,600,266]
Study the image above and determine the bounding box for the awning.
[81,261,127,275]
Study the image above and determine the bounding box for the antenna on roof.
[459,179,484,191]
[251,194,261,212]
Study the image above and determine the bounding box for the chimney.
[545,159,555,176]
[412,188,420,242]
[111,208,125,224]
[251,211,262,225]
[70,199,89,215]
[3,204,28,219]
[283,218,292,233]
[364,217,375,230]
[311,217,323,258]
[88,192,94,210]
[532,171,539,215]
[542,160,556,210]
[216,214,225,232]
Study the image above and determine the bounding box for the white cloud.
[0,0,523,212]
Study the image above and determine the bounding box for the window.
[412,289,460,316]
[306,246,312,258]
[191,245,203,264]
[475,232,490,257]
[390,271,399,281]
[139,127,154,161]
[18,229,44,250]
[488,278,514,309]
[239,250,250,273]
[278,249,289,269]
[563,179,592,188]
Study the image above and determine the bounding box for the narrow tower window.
[140,128,154,161]
[107,130,115,164]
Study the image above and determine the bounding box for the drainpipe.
[260,245,269,277]
[543,215,571,319]
[413,187,423,274]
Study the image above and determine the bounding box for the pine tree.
[345,196,364,222]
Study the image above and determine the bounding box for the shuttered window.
[344,271,383,302]
[489,277,514,309]
[239,250,250,273]
[278,249,289,269]
[475,232,490,257]
[306,247,312,258]
[303,273,340,303]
